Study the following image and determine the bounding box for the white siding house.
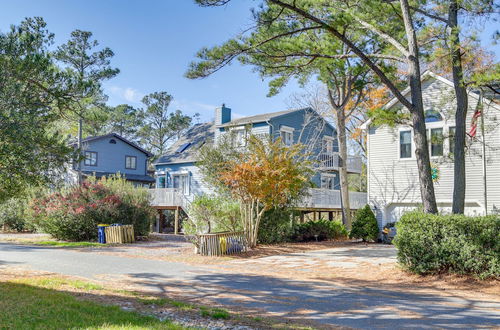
[362,72,500,228]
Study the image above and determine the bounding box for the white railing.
[148,188,191,209]
[318,153,362,174]
[297,188,367,210]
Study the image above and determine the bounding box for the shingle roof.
[154,122,215,165]
[81,133,153,157]
[218,109,300,127]
[82,171,155,183]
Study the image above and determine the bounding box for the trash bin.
[97,224,109,244]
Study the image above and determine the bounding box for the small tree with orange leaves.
[218,135,313,248]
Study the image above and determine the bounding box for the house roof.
[154,122,215,165]
[81,171,155,183]
[217,108,301,127]
[81,133,153,157]
[359,71,500,130]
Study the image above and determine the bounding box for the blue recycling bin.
[97,225,108,244]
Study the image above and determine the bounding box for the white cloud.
[107,86,144,104]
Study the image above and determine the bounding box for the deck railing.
[318,152,363,174]
[196,231,248,256]
[148,188,191,209]
[297,189,367,210]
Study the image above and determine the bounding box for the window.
[173,174,190,195]
[400,131,412,158]
[323,137,335,154]
[109,139,117,144]
[84,151,97,166]
[280,126,294,146]
[231,129,246,147]
[449,126,455,155]
[321,174,337,190]
[430,128,443,157]
[125,156,137,169]
[425,110,443,123]
[158,176,166,188]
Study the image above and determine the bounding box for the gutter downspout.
[479,90,487,215]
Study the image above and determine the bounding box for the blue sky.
[0,1,498,122]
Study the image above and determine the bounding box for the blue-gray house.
[73,133,155,187]
[151,105,365,232]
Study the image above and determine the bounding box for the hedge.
[394,211,500,279]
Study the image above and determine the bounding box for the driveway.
[0,242,499,329]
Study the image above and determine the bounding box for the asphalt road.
[1,242,499,329]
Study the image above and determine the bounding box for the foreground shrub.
[258,208,297,244]
[30,177,155,241]
[292,219,347,242]
[394,211,500,279]
[185,194,242,235]
[350,205,379,242]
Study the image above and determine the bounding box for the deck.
[149,188,367,211]
[318,153,363,174]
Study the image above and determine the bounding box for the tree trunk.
[335,105,352,229]
[77,117,83,185]
[449,0,468,214]
[400,0,438,214]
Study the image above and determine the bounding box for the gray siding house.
[361,71,500,228]
[72,133,155,187]
[151,105,365,233]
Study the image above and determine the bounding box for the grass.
[0,281,186,329]
[199,307,231,320]
[34,240,105,248]
[14,277,105,291]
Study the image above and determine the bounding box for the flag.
[469,108,482,137]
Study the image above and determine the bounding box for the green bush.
[0,197,31,232]
[184,194,242,235]
[30,177,155,241]
[258,208,297,244]
[350,205,379,242]
[394,211,500,279]
[292,219,347,242]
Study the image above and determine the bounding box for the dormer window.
[280,126,294,146]
[425,110,443,123]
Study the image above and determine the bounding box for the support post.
[479,90,487,215]
[174,207,179,235]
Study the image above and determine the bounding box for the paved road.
[1,242,499,329]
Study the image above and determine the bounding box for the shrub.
[394,211,500,279]
[350,205,379,242]
[292,219,347,242]
[258,208,297,244]
[0,197,31,232]
[30,177,155,241]
[184,194,242,235]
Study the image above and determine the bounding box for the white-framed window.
[429,127,444,157]
[399,130,412,159]
[320,173,337,190]
[230,127,246,147]
[84,151,97,166]
[323,136,335,154]
[125,156,137,169]
[280,126,294,146]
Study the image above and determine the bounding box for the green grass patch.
[35,240,105,248]
[0,282,185,329]
[15,277,104,291]
[199,306,231,320]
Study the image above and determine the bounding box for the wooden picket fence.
[104,225,135,244]
[196,231,248,256]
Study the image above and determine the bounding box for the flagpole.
[479,90,487,215]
